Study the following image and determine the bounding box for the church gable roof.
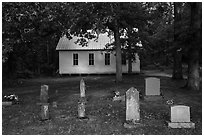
[56,33,113,51]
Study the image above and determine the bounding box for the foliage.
[2,2,202,84]
[68,3,149,76]
[140,3,174,53]
[2,2,73,78]
[68,3,149,43]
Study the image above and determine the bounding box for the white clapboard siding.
[56,33,140,74]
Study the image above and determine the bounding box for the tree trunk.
[114,19,122,83]
[165,55,169,66]
[172,2,183,79]
[128,58,132,74]
[38,64,41,75]
[186,2,201,90]
[172,50,183,79]
[47,44,49,64]
[186,48,200,90]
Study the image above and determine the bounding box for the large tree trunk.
[186,48,200,90]
[172,2,183,79]
[128,58,132,74]
[172,50,183,79]
[186,2,201,90]
[47,44,49,64]
[127,40,132,74]
[114,18,122,83]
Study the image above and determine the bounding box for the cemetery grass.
[2,73,202,135]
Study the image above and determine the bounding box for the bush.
[40,64,55,76]
[16,69,34,78]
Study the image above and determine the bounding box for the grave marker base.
[124,121,143,128]
[40,103,50,121]
[168,122,195,128]
[78,97,87,118]
[144,95,163,101]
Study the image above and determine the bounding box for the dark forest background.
[2,2,202,90]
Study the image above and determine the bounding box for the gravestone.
[52,90,58,108]
[124,87,141,128]
[40,85,49,103]
[80,78,86,97]
[168,105,195,128]
[78,98,86,118]
[78,79,88,119]
[144,77,162,101]
[40,103,49,120]
[52,101,57,108]
[39,85,49,120]
[145,77,160,95]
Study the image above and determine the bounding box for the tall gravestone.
[52,90,58,108]
[39,85,49,120]
[124,87,140,128]
[144,77,162,101]
[168,105,195,128]
[80,79,86,97]
[78,78,87,119]
[40,85,49,103]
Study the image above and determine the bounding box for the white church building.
[56,33,140,75]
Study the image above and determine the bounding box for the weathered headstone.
[78,98,86,118]
[40,103,49,120]
[125,87,140,127]
[52,90,58,108]
[144,77,162,101]
[80,79,86,97]
[39,85,50,120]
[168,105,195,128]
[40,85,49,103]
[78,79,88,119]
[52,101,57,108]
[145,77,160,96]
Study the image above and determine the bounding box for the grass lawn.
[2,71,202,135]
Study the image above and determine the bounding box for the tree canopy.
[2,2,202,90]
